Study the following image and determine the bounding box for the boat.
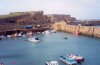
[27,31,33,36]
[73,31,79,36]
[7,35,12,38]
[18,32,23,37]
[67,55,84,62]
[51,30,56,33]
[0,35,7,39]
[62,37,67,39]
[18,33,26,37]
[44,30,51,34]
[46,61,58,65]
[44,30,56,34]
[59,56,77,65]
[28,37,40,42]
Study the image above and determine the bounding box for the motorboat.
[18,33,26,37]
[44,30,56,34]
[59,56,77,65]
[27,32,33,36]
[0,35,7,39]
[7,35,12,38]
[62,37,67,39]
[46,61,58,65]
[73,31,79,36]
[67,55,84,62]
[44,30,51,34]
[51,30,56,33]
[13,33,18,37]
[28,37,40,42]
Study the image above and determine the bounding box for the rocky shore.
[52,21,100,38]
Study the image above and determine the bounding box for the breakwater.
[52,21,100,37]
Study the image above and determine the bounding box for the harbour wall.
[52,21,100,38]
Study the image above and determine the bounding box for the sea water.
[0,32,100,65]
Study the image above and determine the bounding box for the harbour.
[0,0,100,65]
[0,32,100,65]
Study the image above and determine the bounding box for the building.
[46,14,76,22]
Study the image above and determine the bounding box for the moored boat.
[28,37,40,42]
[7,35,12,38]
[73,31,79,36]
[62,37,67,39]
[67,55,84,62]
[46,61,58,65]
[59,56,77,65]
[0,35,7,39]
[44,30,51,34]
[27,31,33,36]
[44,30,56,34]
[51,30,56,33]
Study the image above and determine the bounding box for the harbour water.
[0,32,100,65]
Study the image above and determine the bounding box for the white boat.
[0,35,7,39]
[7,35,11,38]
[44,30,56,34]
[18,33,22,37]
[28,37,40,42]
[46,61,58,65]
[22,34,27,37]
[51,30,56,33]
[62,37,67,39]
[44,30,51,34]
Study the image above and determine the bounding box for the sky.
[0,0,100,19]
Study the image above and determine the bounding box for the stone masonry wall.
[52,21,100,38]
